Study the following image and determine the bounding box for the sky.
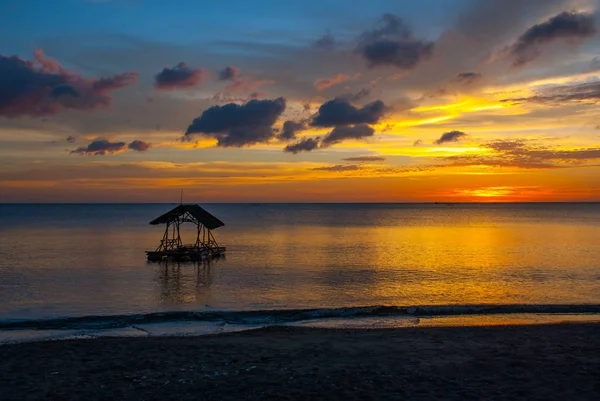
[2,0,600,202]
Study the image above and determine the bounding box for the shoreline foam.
[2,307,600,344]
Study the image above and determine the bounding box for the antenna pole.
[180,189,183,205]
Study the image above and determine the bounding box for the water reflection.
[2,204,600,319]
[154,258,222,305]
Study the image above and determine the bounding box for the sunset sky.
[2,0,600,202]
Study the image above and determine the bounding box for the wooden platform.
[146,246,226,262]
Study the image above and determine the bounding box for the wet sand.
[1,323,599,400]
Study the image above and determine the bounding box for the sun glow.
[460,187,515,197]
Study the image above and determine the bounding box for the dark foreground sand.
[1,323,600,401]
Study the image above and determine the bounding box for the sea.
[1,203,600,342]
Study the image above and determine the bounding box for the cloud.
[361,40,434,70]
[311,98,385,127]
[312,164,361,172]
[71,140,126,155]
[210,92,262,104]
[321,124,375,147]
[128,140,151,151]
[434,130,467,145]
[454,72,482,84]
[185,97,286,147]
[313,31,336,51]
[50,84,80,98]
[283,137,320,153]
[508,11,597,66]
[66,135,76,143]
[314,73,360,91]
[442,139,600,169]
[501,80,600,104]
[71,139,151,155]
[279,120,305,141]
[154,62,205,90]
[413,139,423,146]
[454,0,567,46]
[0,49,137,118]
[489,140,600,162]
[357,13,412,45]
[342,156,385,162]
[355,13,434,69]
[218,65,239,81]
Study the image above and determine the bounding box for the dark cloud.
[454,72,482,84]
[501,81,600,105]
[313,31,336,51]
[361,40,434,69]
[283,137,320,153]
[454,0,568,46]
[321,124,375,147]
[154,62,205,90]
[218,65,239,81]
[217,126,276,147]
[434,130,467,145]
[0,54,64,117]
[442,139,600,169]
[342,156,385,162]
[66,135,76,143]
[311,98,385,127]
[509,11,597,66]
[357,14,412,45]
[50,84,79,98]
[128,140,151,152]
[72,139,150,155]
[0,49,137,118]
[71,140,127,155]
[355,13,434,69]
[312,164,361,172]
[185,97,286,147]
[279,120,305,141]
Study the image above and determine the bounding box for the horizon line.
[2,201,600,205]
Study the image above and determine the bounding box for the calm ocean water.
[1,203,600,335]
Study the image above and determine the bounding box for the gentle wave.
[2,304,600,331]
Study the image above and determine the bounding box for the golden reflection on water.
[2,204,600,318]
[221,218,600,308]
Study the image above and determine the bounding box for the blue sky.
[2,0,462,48]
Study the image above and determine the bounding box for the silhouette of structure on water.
[146,204,226,262]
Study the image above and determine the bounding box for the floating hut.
[146,204,226,262]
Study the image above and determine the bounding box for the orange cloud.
[314,73,361,91]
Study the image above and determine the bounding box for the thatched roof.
[149,204,225,229]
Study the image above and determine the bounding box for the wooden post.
[176,216,182,247]
[196,221,201,249]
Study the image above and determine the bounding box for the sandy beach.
[1,323,599,400]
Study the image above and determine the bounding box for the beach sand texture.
[1,323,599,400]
